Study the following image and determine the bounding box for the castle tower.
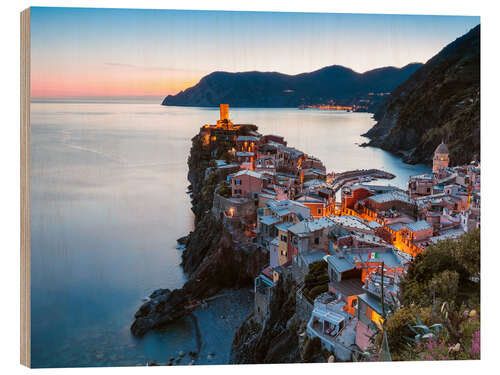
[216,104,233,129]
[433,141,450,173]
[220,104,229,122]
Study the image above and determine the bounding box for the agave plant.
[440,301,468,342]
[404,315,443,344]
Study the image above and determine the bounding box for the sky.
[30,7,479,98]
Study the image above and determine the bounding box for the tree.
[375,305,432,359]
[374,230,481,361]
[400,229,479,307]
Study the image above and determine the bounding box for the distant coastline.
[161,63,422,111]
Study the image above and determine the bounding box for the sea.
[29,100,430,367]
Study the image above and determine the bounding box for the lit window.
[371,310,384,330]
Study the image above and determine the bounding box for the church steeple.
[433,141,450,173]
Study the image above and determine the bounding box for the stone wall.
[254,287,271,323]
[295,286,314,323]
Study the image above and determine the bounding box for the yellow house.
[276,222,293,265]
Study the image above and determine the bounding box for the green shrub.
[304,260,329,300]
[308,284,328,300]
[308,260,327,274]
[376,305,433,359]
[397,307,480,361]
[218,183,232,198]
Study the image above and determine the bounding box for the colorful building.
[231,169,265,199]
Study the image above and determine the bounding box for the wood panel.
[20,7,31,368]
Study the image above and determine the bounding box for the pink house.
[231,170,265,199]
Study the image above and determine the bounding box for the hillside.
[363,25,480,165]
[162,63,422,109]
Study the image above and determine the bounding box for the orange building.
[294,193,334,218]
[341,185,374,211]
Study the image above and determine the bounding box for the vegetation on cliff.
[363,25,480,165]
[303,261,330,301]
[372,229,480,361]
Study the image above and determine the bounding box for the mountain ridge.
[162,63,423,109]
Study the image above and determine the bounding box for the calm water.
[30,102,430,367]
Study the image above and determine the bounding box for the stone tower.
[219,103,229,122]
[216,104,233,129]
[433,141,450,173]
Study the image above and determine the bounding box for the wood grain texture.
[20,7,31,368]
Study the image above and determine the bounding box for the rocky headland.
[131,126,267,337]
[362,25,480,166]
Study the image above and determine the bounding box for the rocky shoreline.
[130,123,337,364]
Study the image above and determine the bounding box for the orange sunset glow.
[30,8,479,99]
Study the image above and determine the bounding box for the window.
[366,306,373,320]
[281,234,287,242]
[317,208,322,215]
[314,237,319,245]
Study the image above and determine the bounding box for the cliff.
[131,130,267,337]
[230,275,302,364]
[363,25,480,165]
[162,64,422,109]
[230,269,334,364]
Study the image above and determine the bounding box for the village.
[199,104,481,361]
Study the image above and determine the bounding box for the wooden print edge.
[20,7,31,368]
